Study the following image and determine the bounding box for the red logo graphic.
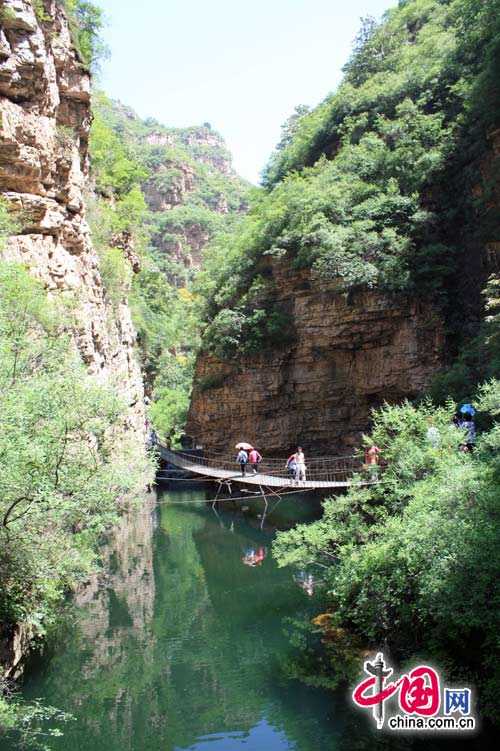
[399,666,440,716]
[352,653,441,729]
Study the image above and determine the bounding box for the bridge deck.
[158,445,368,489]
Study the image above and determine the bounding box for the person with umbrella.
[235,442,252,476]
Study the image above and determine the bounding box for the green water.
[19,487,487,751]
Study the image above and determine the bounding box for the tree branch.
[2,495,33,528]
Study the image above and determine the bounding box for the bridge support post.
[257,485,269,530]
[212,479,233,509]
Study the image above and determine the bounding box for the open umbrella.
[235,442,253,450]
[460,403,476,416]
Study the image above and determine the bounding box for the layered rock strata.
[187,263,445,455]
[0,0,145,437]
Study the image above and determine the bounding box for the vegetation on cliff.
[255,0,500,724]
[0,263,150,747]
[198,0,499,360]
[88,92,248,438]
[274,380,500,719]
[0,263,148,630]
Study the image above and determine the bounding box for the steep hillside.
[87,93,250,438]
[188,0,500,453]
[92,95,248,281]
[0,0,151,680]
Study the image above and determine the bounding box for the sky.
[97,0,397,184]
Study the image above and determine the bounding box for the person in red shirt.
[248,448,262,474]
[364,445,381,480]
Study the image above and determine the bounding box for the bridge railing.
[158,444,366,484]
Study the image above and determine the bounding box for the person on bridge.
[286,454,297,484]
[248,448,262,474]
[236,448,248,476]
[364,444,381,480]
[294,447,307,485]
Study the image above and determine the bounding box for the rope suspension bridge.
[157,444,371,495]
[153,444,380,527]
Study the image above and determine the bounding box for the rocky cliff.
[0,0,145,438]
[93,97,248,275]
[187,261,445,455]
[187,0,500,458]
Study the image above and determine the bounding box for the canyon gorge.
[0,1,499,747]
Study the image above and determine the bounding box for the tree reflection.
[22,491,480,751]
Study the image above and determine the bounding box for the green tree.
[273,393,500,721]
[0,264,146,633]
[62,0,109,70]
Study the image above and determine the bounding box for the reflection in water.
[294,571,315,596]
[241,546,267,567]
[20,488,488,751]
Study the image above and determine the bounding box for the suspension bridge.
[157,444,370,492]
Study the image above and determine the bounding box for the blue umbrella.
[460,403,475,416]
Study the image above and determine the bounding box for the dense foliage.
[274,383,500,721]
[198,0,500,358]
[0,264,149,747]
[0,265,147,630]
[61,0,108,70]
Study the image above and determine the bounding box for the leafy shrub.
[0,198,19,249]
[273,392,500,720]
[202,304,294,359]
[33,0,50,23]
[0,263,148,634]
[198,373,226,391]
[98,246,131,307]
[0,689,72,750]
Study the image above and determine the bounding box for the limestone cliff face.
[187,262,445,455]
[141,127,241,268]
[101,102,248,272]
[0,0,145,437]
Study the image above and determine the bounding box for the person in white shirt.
[294,447,306,485]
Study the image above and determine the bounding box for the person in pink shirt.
[248,448,262,474]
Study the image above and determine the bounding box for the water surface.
[20,487,488,751]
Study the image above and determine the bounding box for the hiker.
[146,428,157,450]
[364,444,381,480]
[286,453,297,484]
[248,447,262,474]
[294,447,307,485]
[458,416,476,452]
[236,448,248,476]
